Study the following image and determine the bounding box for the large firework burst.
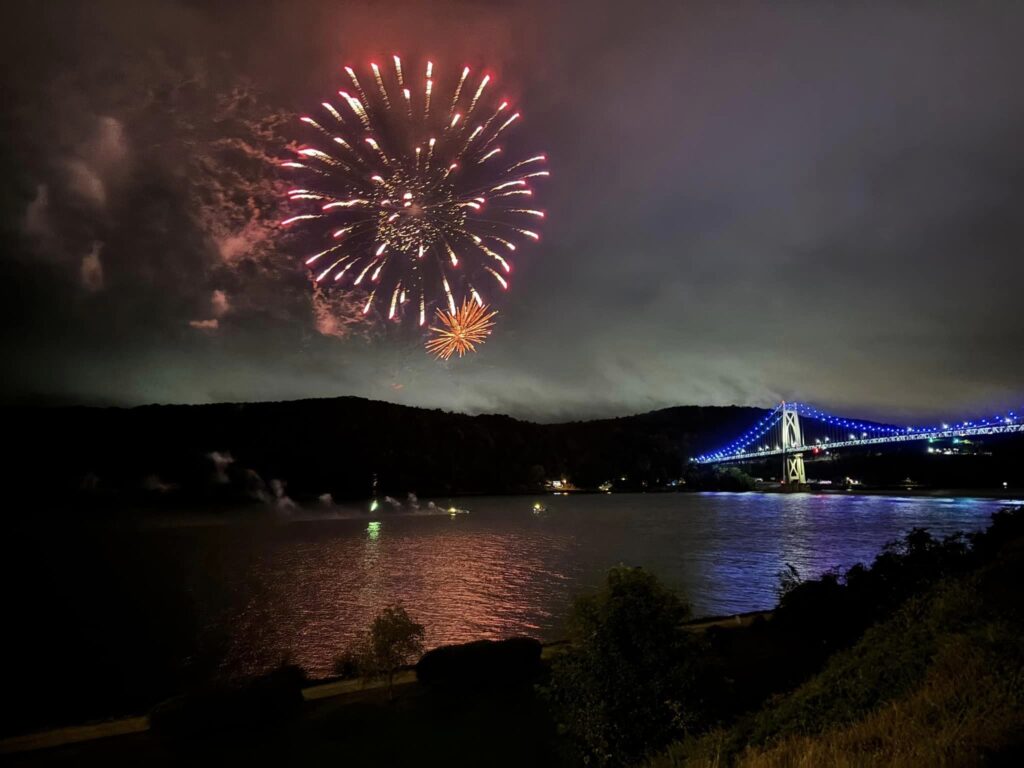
[425,300,498,359]
[282,57,548,332]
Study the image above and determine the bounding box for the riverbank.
[1,609,773,757]
[789,486,1023,499]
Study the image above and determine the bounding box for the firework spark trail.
[283,57,548,353]
[508,155,545,172]
[304,244,343,265]
[451,66,470,114]
[371,63,390,108]
[468,74,490,115]
[482,112,520,148]
[425,299,498,359]
[479,101,508,137]
[344,67,369,108]
[322,102,345,124]
[442,275,456,314]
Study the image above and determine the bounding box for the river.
[1,492,1016,729]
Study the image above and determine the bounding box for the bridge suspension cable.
[695,402,1022,466]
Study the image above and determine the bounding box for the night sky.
[2,1,1022,422]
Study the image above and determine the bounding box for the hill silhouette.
[4,397,765,506]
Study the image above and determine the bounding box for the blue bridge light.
[695,401,1024,464]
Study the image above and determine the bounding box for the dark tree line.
[5,398,763,505]
[6,396,1022,509]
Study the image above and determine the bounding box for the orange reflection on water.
[220,515,575,679]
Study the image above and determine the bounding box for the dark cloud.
[1,0,1022,421]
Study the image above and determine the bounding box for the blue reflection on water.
[3,493,1013,681]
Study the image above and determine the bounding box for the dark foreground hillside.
[653,508,1024,767]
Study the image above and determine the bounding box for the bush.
[332,649,362,679]
[416,636,542,687]
[547,566,703,767]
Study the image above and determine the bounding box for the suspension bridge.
[694,402,1023,485]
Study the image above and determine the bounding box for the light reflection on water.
[5,493,1013,682]
[190,493,1009,679]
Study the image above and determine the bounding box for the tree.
[363,604,425,700]
[547,567,701,767]
[776,562,803,600]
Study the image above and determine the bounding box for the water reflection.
[4,493,1010,682]
[206,493,1009,678]
[215,517,578,678]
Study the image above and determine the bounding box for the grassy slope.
[654,535,1024,767]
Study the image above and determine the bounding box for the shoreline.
[29,487,1024,520]
[755,486,1024,499]
[0,608,777,755]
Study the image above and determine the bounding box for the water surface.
[3,493,1014,694]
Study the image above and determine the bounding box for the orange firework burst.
[426,299,497,359]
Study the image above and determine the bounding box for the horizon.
[7,390,1019,431]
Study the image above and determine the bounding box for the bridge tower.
[781,402,806,485]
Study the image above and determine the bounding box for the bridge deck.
[697,423,1024,464]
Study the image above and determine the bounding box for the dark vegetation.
[8,397,1021,507]
[334,604,424,699]
[539,507,1024,766]
[416,636,543,686]
[5,398,764,504]
[684,465,758,491]
[545,567,702,766]
[8,661,568,768]
[653,506,1024,767]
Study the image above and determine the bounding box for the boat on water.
[369,474,380,514]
